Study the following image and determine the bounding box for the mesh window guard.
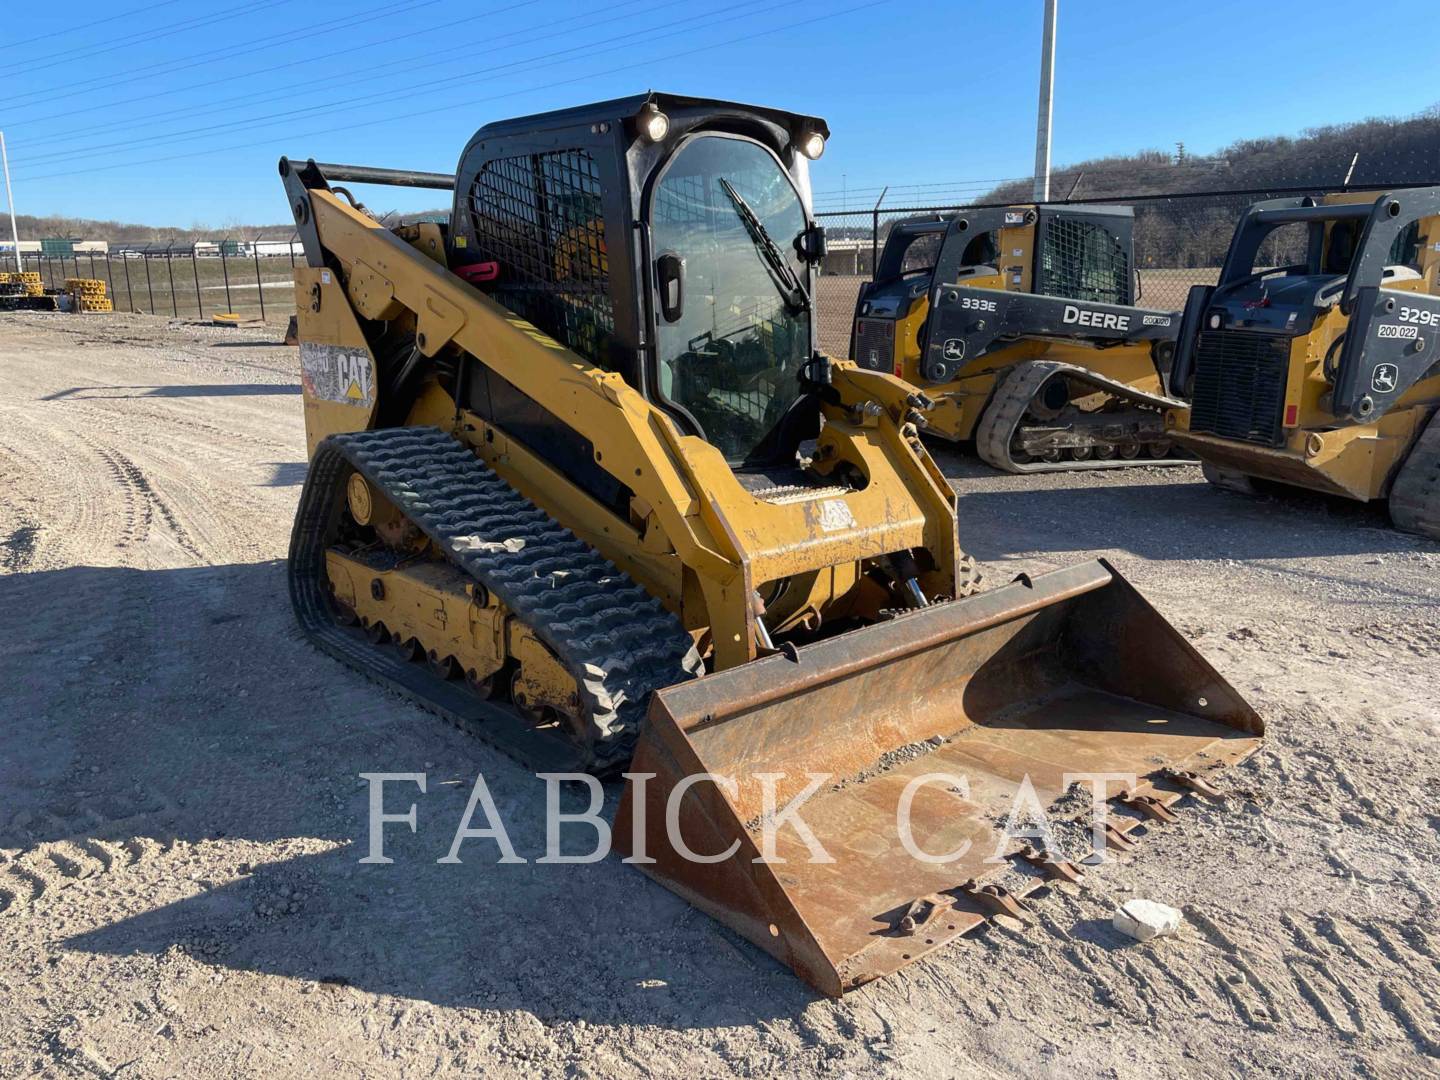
[1038,215,1132,305]
[469,149,615,366]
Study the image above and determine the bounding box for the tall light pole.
[0,132,20,273]
[1032,0,1058,203]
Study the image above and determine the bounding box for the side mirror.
[656,252,685,323]
[794,223,827,265]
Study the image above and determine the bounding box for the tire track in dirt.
[55,400,295,568]
[0,406,123,569]
[92,446,205,562]
[0,791,179,918]
[926,869,1440,1060]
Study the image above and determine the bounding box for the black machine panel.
[1188,330,1290,446]
[853,317,895,372]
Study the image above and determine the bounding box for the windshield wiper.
[718,177,810,315]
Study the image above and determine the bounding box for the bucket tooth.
[956,881,1028,920]
[894,896,945,936]
[1118,791,1180,824]
[615,559,1262,995]
[1017,845,1086,884]
[1103,821,1142,852]
[1164,767,1226,800]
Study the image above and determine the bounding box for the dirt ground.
[1,311,1438,1079]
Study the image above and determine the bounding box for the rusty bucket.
[614,559,1262,996]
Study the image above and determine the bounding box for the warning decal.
[816,498,857,533]
[301,342,374,407]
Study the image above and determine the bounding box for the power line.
[0,0,188,53]
[1,0,292,79]
[11,0,784,170]
[16,0,663,153]
[0,0,443,109]
[809,161,1240,202]
[2,0,508,130]
[14,0,889,185]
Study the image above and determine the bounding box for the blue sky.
[1,0,1436,230]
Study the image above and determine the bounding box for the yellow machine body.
[884,272,1165,442]
[1167,189,1440,529]
[851,204,1183,469]
[281,95,1259,995]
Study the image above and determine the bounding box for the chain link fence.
[10,181,1432,344]
[811,184,1430,358]
[14,234,303,323]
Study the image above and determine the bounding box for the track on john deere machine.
[975,359,1191,473]
[1388,410,1440,541]
[289,426,701,773]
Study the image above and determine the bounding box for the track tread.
[1389,408,1440,541]
[291,426,702,772]
[975,359,1188,474]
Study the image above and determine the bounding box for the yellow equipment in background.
[1167,188,1440,538]
[280,93,1260,995]
[0,270,44,297]
[65,278,113,313]
[852,205,1187,471]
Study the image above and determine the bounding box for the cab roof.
[472,90,829,141]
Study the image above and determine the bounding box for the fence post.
[870,186,888,277]
[220,236,233,314]
[122,250,135,312]
[164,241,178,317]
[252,234,266,321]
[142,249,155,314]
[103,252,114,302]
[288,231,298,269]
[191,243,203,319]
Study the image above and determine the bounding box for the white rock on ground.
[1113,899,1184,942]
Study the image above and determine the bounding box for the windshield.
[650,135,811,464]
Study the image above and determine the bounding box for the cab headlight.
[799,131,825,160]
[638,104,670,143]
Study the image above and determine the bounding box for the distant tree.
[978,108,1440,270]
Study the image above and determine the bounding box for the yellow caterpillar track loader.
[1167,187,1440,538]
[280,92,1260,995]
[852,204,1188,471]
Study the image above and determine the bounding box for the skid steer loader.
[1167,187,1440,538]
[280,92,1261,995]
[851,204,1189,471]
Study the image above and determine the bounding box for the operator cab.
[449,92,829,470]
[1171,188,1440,443]
[851,204,1135,378]
[1185,196,1430,348]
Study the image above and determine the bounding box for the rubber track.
[290,427,702,772]
[975,359,1191,474]
[1389,408,1440,541]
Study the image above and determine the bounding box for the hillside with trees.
[8,207,450,246]
[980,109,1440,269]
[9,214,294,246]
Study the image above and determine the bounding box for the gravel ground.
[1,310,1438,1078]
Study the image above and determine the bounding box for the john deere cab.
[849,204,1185,470]
[1167,187,1440,537]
